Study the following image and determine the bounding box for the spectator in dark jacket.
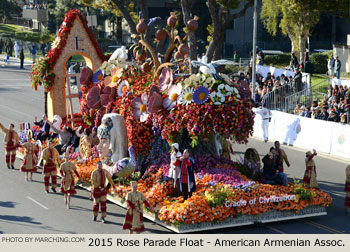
[327,111,340,122]
[319,107,329,121]
[262,148,287,186]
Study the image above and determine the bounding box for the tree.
[76,0,146,37]
[0,0,21,23]
[47,0,82,28]
[206,0,253,62]
[180,0,197,60]
[261,0,350,63]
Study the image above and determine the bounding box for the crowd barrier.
[331,78,350,87]
[253,110,350,159]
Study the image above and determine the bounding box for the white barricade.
[331,78,350,87]
[329,123,350,158]
[252,110,350,159]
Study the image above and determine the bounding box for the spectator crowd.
[293,84,350,124]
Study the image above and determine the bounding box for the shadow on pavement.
[0,215,41,225]
[0,87,17,92]
[0,201,17,208]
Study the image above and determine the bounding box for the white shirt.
[255,107,271,120]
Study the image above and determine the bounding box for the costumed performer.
[0,122,19,169]
[90,161,116,223]
[60,149,83,209]
[345,165,350,215]
[41,140,60,193]
[20,130,39,181]
[122,181,150,234]
[303,149,318,189]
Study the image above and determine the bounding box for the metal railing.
[283,79,329,113]
[261,81,295,111]
[262,78,329,112]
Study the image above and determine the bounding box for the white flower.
[51,37,61,49]
[183,77,192,86]
[194,73,205,83]
[117,80,129,96]
[218,84,233,96]
[179,87,194,105]
[163,83,183,110]
[233,87,241,98]
[210,91,225,105]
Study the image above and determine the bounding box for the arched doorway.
[45,10,105,122]
[63,52,93,127]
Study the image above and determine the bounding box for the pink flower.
[147,85,163,113]
[132,93,149,122]
[158,67,173,92]
[162,83,182,110]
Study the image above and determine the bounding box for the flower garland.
[30,9,106,91]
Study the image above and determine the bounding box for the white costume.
[255,107,271,141]
[168,143,181,182]
[14,41,18,58]
[327,58,334,77]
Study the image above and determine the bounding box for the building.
[21,0,48,31]
[225,0,350,57]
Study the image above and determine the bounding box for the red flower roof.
[46,9,106,69]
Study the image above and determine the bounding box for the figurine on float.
[96,113,128,165]
[79,128,92,159]
[109,145,136,185]
[60,149,83,209]
[122,181,150,234]
[41,140,61,193]
[0,122,19,169]
[20,130,39,181]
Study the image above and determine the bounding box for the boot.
[51,188,56,193]
[92,216,97,221]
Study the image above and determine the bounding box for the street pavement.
[0,65,349,234]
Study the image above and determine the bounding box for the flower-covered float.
[22,10,331,233]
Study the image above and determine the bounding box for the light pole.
[251,0,258,102]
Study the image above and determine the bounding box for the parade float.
[21,10,332,233]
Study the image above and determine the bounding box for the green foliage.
[204,185,233,207]
[223,65,248,75]
[264,53,291,66]
[14,31,40,43]
[261,0,320,54]
[0,0,21,23]
[39,28,55,43]
[310,51,332,74]
[217,0,242,9]
[292,177,316,203]
[49,0,82,27]
[206,24,214,44]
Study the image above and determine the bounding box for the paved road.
[0,66,349,234]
